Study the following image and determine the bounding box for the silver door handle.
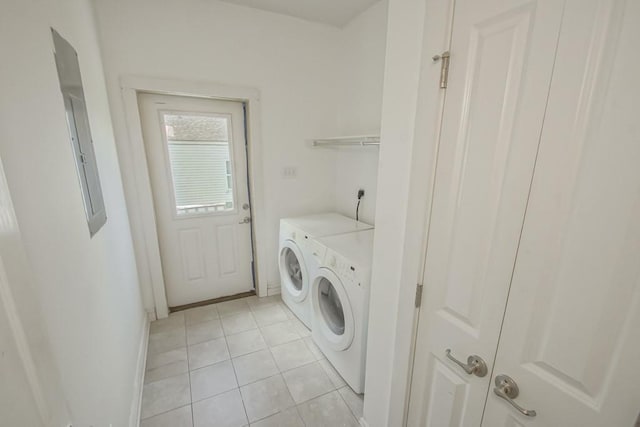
[239,216,251,224]
[445,349,488,377]
[493,375,537,417]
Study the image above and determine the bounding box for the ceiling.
[218,0,380,27]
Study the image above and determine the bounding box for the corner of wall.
[362,0,431,424]
[330,1,388,226]
[1,0,147,424]
[129,314,150,427]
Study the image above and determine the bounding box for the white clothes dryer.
[279,213,372,329]
[310,229,375,394]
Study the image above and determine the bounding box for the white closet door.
[406,0,564,425]
[483,0,640,425]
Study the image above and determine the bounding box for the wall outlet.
[282,166,297,179]
[357,189,365,199]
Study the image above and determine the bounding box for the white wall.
[333,1,387,226]
[93,0,387,305]
[0,302,47,427]
[0,0,145,425]
[363,0,427,418]
[94,0,343,298]
[0,157,71,426]
[363,0,452,425]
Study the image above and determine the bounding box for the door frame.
[362,0,456,425]
[119,76,267,319]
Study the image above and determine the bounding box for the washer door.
[312,267,354,351]
[279,240,308,302]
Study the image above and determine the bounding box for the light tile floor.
[140,295,364,427]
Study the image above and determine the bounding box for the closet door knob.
[445,349,488,377]
[493,375,537,417]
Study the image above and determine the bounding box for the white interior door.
[407,0,565,425]
[483,0,640,425]
[138,93,253,307]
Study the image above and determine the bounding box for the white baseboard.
[129,315,150,427]
[266,284,281,297]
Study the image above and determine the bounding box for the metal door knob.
[239,216,251,224]
[445,349,488,377]
[493,375,537,417]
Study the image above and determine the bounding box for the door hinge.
[415,283,424,308]
[432,51,451,89]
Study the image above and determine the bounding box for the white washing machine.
[310,228,375,394]
[279,213,373,329]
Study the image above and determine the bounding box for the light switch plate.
[282,166,297,179]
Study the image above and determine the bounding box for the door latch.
[432,51,451,89]
[493,375,537,417]
[445,349,488,377]
[415,283,423,307]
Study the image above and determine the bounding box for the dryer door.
[279,240,308,302]
[312,267,355,351]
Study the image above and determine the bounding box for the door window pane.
[162,113,235,216]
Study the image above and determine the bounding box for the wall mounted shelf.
[311,135,380,147]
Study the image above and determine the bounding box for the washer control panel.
[284,226,300,243]
[300,235,326,262]
[326,249,360,288]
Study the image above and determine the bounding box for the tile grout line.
[143,348,325,406]
[294,388,352,425]
[224,330,250,426]
[293,404,308,427]
[307,387,360,425]
[336,386,362,424]
[241,354,319,388]
[144,352,291,391]
[140,315,192,423]
[280,362,337,407]
[288,330,361,420]
[243,370,296,425]
[139,404,192,423]
[184,304,221,328]
[183,317,195,427]
[230,352,328,425]
[148,297,330,425]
